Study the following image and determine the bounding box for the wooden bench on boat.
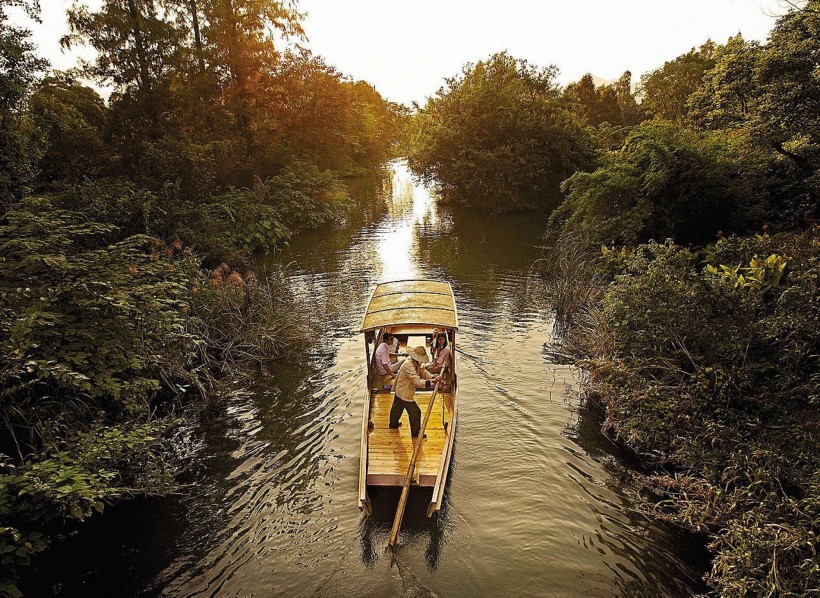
[358,279,458,517]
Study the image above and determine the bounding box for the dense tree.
[752,2,819,178]
[639,42,715,122]
[62,0,183,132]
[552,122,755,245]
[29,74,110,185]
[614,70,641,126]
[564,73,622,126]
[687,35,761,131]
[687,6,818,224]
[0,0,47,210]
[408,52,598,212]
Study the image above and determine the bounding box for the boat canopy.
[360,279,458,332]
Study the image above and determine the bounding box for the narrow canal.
[22,161,706,597]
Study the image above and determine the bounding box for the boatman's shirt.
[374,341,392,375]
[394,358,434,403]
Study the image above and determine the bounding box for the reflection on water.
[20,161,707,597]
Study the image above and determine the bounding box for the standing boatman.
[389,346,442,438]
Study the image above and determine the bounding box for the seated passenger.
[426,332,452,374]
[388,333,401,362]
[374,332,403,387]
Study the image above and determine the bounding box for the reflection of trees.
[256,168,390,336]
[416,207,546,310]
[565,400,710,595]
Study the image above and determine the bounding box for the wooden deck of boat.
[367,391,452,487]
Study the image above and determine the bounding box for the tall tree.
[29,73,110,185]
[687,35,762,130]
[615,70,640,126]
[639,42,716,122]
[753,1,819,176]
[565,73,622,126]
[187,0,304,157]
[62,0,182,130]
[409,52,598,212]
[0,0,48,210]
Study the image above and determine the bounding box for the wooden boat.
[358,279,458,517]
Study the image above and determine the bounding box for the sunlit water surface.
[22,162,707,597]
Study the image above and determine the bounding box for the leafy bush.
[186,160,350,260]
[0,198,202,436]
[0,197,306,594]
[552,122,758,246]
[560,232,819,595]
[266,160,351,232]
[0,526,47,598]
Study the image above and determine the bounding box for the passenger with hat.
[389,346,442,438]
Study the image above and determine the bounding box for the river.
[21,161,707,597]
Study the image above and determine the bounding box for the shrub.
[552,122,759,246]
[561,232,819,595]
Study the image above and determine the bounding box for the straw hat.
[406,346,429,363]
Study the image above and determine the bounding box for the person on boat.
[426,331,451,374]
[374,332,403,387]
[388,333,401,361]
[389,346,442,438]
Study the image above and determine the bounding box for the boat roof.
[360,279,458,332]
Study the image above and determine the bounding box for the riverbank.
[544,230,819,596]
[0,196,311,596]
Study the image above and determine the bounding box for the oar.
[388,371,445,548]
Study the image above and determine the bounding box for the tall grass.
[192,263,305,374]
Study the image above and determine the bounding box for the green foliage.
[408,52,598,212]
[0,197,209,595]
[0,0,48,211]
[265,160,351,232]
[687,35,761,131]
[28,73,110,186]
[565,232,819,596]
[686,14,818,225]
[752,2,819,179]
[0,198,202,428]
[638,41,716,122]
[0,421,178,597]
[553,122,755,245]
[705,252,787,292]
[0,526,47,598]
[0,195,307,594]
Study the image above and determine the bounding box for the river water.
[22,162,706,597]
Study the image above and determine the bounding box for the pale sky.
[12,0,790,105]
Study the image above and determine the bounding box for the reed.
[534,231,606,333]
[192,263,305,373]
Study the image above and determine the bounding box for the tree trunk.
[189,0,205,72]
[125,0,153,97]
[772,142,814,175]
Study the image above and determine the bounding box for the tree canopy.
[408,52,598,212]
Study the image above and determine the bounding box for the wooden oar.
[388,371,445,548]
